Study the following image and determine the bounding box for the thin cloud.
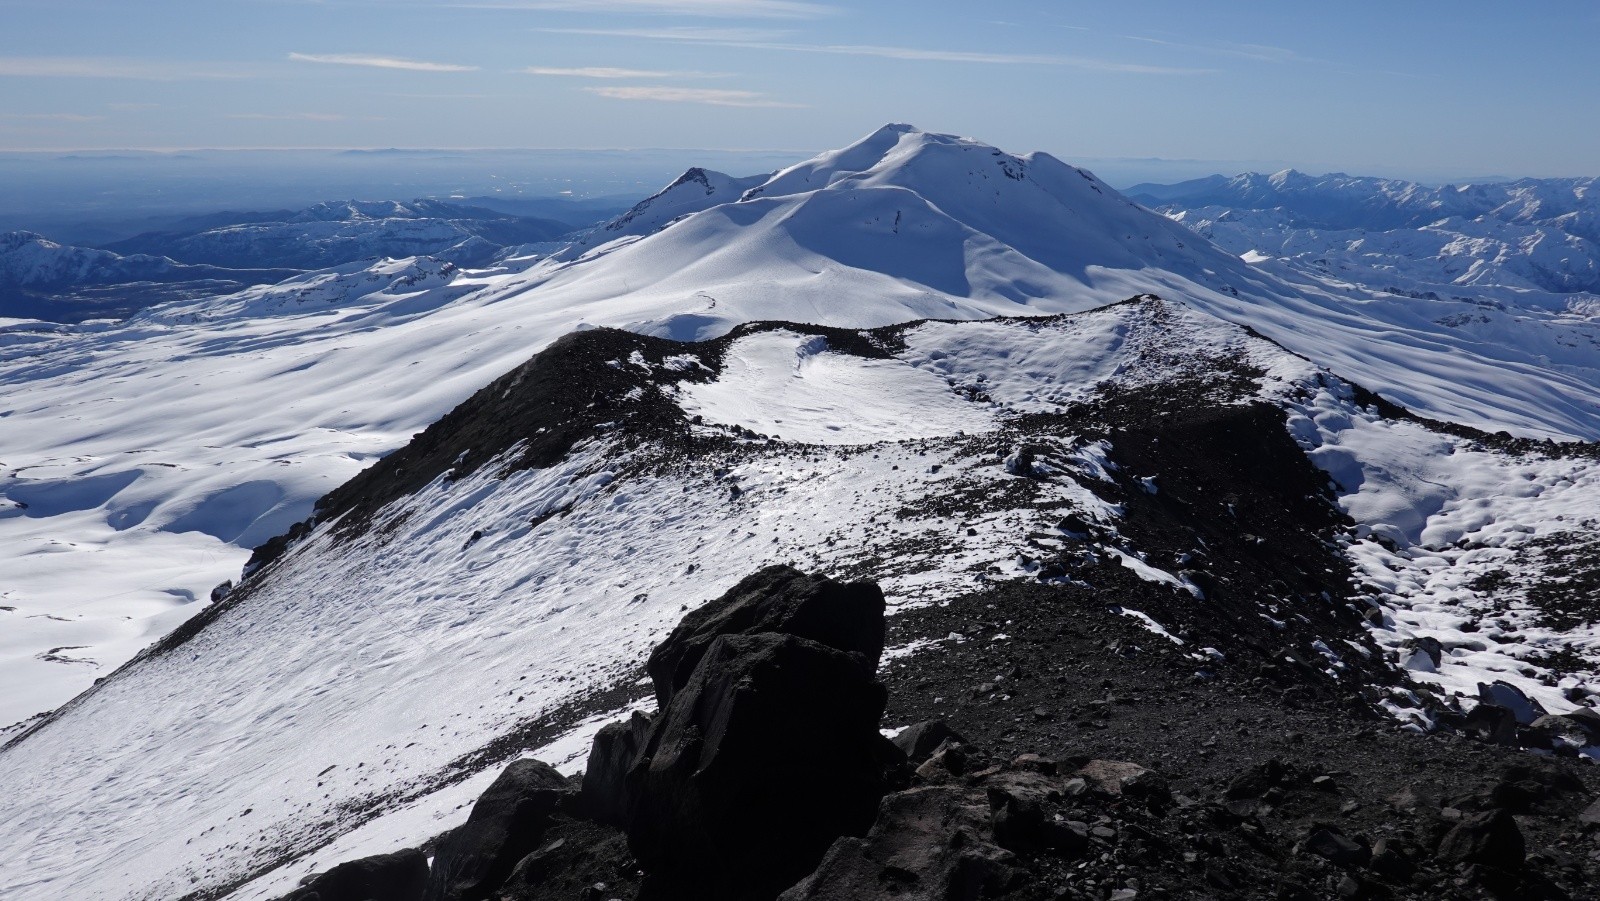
[0,57,244,80]
[289,53,478,72]
[453,0,832,18]
[0,112,102,122]
[227,112,349,121]
[540,30,1211,74]
[799,44,1205,72]
[522,66,726,78]
[1123,35,1308,63]
[536,26,791,41]
[585,85,802,107]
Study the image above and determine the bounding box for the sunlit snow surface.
[2,125,1599,898]
[3,125,1598,729]
[2,297,1596,901]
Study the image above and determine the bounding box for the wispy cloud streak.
[585,85,802,107]
[1123,35,1308,63]
[289,53,478,72]
[523,66,725,78]
[227,112,348,121]
[538,29,1212,74]
[453,0,832,18]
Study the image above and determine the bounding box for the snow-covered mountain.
[1132,170,1600,300]
[1,125,1598,900]
[0,231,295,322]
[103,199,581,271]
[1129,170,1600,236]
[4,124,1597,732]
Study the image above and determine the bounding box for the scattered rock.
[1304,825,1371,868]
[1074,759,1151,797]
[891,719,966,763]
[1478,681,1545,726]
[1435,808,1526,871]
[1368,836,1417,881]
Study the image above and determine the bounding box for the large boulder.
[646,565,886,707]
[283,849,428,901]
[627,631,900,900]
[424,758,570,901]
[579,710,653,827]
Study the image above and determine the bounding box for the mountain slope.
[0,231,296,322]
[1,298,1594,901]
[2,124,1596,733]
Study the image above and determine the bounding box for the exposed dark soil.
[880,580,1600,899]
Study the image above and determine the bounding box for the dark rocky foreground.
[281,567,1600,901]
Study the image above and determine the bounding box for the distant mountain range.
[1132,171,1600,296]
[101,198,582,270]
[1,198,617,322]
[0,231,296,322]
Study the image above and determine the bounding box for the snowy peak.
[0,230,151,285]
[598,166,769,242]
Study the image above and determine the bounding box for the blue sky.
[2,0,1596,178]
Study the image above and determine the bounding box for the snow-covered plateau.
[0,125,1597,901]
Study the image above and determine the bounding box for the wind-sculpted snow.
[677,329,993,444]
[1281,381,1600,725]
[3,123,1599,733]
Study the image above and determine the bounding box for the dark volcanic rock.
[494,815,642,901]
[779,785,1017,901]
[1368,837,1417,881]
[645,564,886,707]
[628,631,899,900]
[579,710,653,827]
[1304,825,1371,868]
[424,758,569,901]
[1435,808,1526,870]
[284,849,427,901]
[891,719,967,763]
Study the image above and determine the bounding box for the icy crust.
[1277,374,1600,742]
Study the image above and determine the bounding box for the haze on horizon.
[2,0,1597,183]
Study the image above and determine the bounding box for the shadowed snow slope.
[1,125,1597,731]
